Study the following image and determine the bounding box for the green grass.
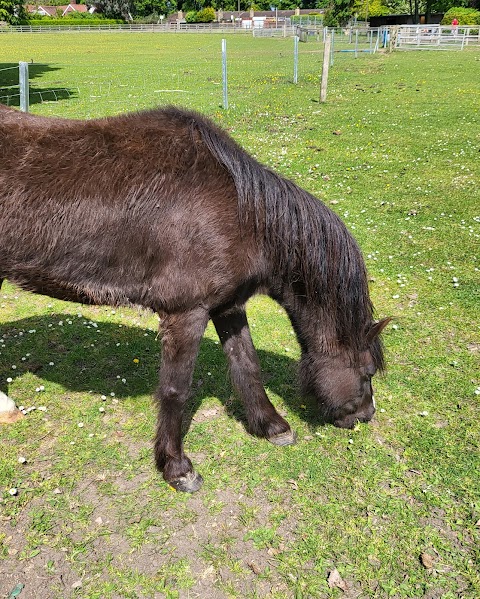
[1,34,479,598]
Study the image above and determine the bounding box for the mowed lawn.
[0,33,479,598]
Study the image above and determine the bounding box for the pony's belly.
[8,272,107,306]
[6,259,247,315]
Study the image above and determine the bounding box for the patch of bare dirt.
[1,469,298,599]
[0,547,80,599]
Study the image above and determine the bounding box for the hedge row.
[290,13,323,24]
[441,7,480,25]
[24,19,125,26]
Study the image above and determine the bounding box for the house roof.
[27,4,89,16]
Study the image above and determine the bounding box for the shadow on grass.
[0,314,328,433]
[0,62,77,107]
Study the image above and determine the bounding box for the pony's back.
[0,107,254,311]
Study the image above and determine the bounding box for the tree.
[382,0,477,20]
[132,0,177,17]
[178,0,204,11]
[0,0,26,24]
[324,0,355,25]
[94,0,134,19]
[353,0,390,18]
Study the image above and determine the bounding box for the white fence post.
[19,61,29,112]
[293,35,299,84]
[222,39,228,110]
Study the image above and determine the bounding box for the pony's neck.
[271,285,341,357]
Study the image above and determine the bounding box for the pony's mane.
[158,107,379,363]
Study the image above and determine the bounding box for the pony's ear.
[367,317,392,343]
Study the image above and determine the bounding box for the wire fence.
[0,41,285,115]
[1,27,478,117]
[0,63,75,108]
[0,32,386,116]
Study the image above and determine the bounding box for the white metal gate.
[395,25,477,50]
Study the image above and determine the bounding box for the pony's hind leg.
[154,307,209,492]
[212,307,295,446]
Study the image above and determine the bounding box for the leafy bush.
[195,7,215,23]
[184,10,197,23]
[441,7,480,25]
[183,8,215,23]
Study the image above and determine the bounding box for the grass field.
[0,34,479,598]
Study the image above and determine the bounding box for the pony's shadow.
[0,314,325,432]
[0,63,77,107]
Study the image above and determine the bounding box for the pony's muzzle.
[333,403,376,429]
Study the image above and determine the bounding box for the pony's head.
[300,318,391,429]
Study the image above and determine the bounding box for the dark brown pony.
[0,105,389,492]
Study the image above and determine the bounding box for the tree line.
[0,0,478,26]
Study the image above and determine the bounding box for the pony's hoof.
[168,471,203,493]
[0,409,24,425]
[268,429,296,446]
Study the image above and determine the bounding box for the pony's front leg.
[0,279,24,424]
[0,390,24,424]
[154,308,209,493]
[212,307,295,446]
